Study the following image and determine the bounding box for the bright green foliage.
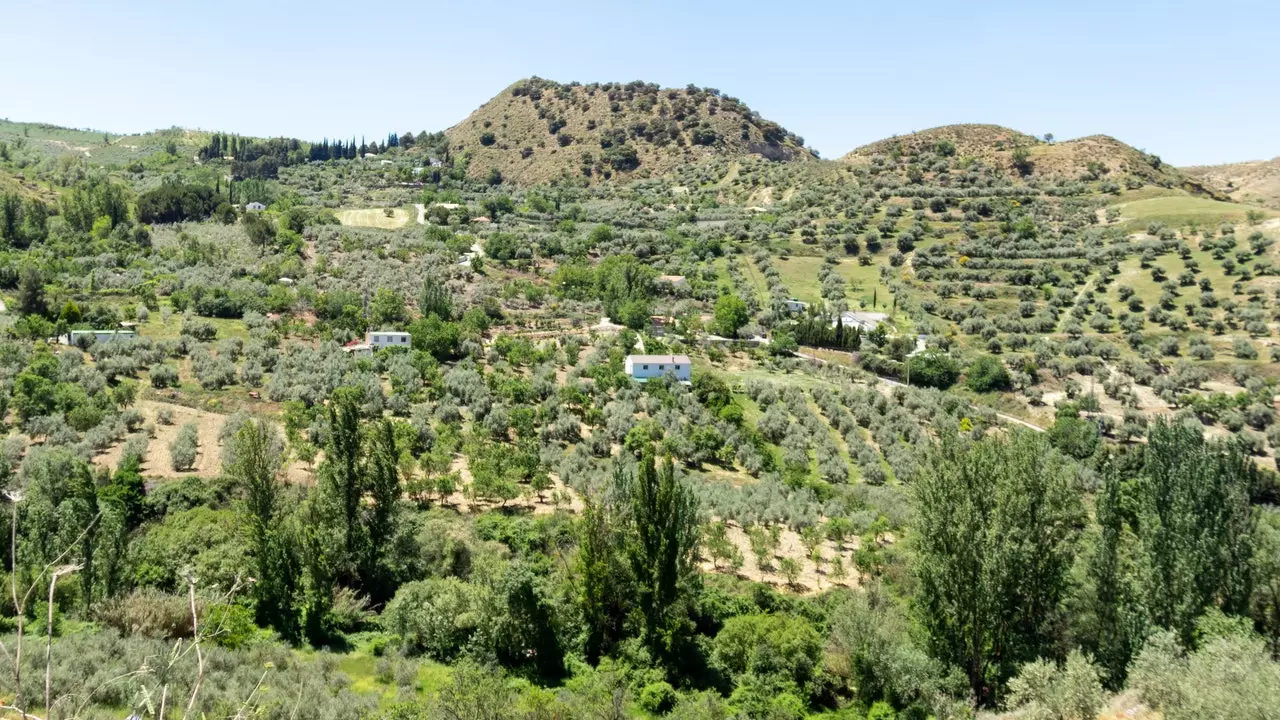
[384,578,483,660]
[228,418,299,640]
[712,613,823,698]
[1135,420,1257,647]
[913,430,1084,704]
[132,507,247,593]
[712,293,750,338]
[905,350,959,389]
[965,355,1011,392]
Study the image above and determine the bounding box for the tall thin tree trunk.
[43,574,54,717]
[10,497,24,720]
[186,577,205,715]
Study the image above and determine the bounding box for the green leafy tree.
[319,389,366,583]
[229,418,299,640]
[578,492,633,662]
[1081,455,1147,687]
[363,419,402,604]
[713,294,750,338]
[419,274,454,320]
[17,265,47,317]
[625,451,701,657]
[242,211,277,254]
[913,430,1084,704]
[1136,420,1257,647]
[965,355,1011,392]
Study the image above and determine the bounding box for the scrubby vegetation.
[0,85,1276,720]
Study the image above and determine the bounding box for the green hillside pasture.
[773,255,895,310]
[1112,194,1273,230]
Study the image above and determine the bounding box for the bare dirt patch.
[703,520,864,595]
[95,400,226,478]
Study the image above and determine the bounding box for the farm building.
[625,354,692,383]
[783,298,808,314]
[66,329,137,346]
[343,331,411,357]
[368,331,411,349]
[834,311,887,331]
[245,202,266,211]
[656,275,688,290]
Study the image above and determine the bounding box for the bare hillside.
[1184,156,1280,209]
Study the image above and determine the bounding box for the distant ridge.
[841,124,1223,197]
[443,78,817,185]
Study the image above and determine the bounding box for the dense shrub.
[965,355,1012,393]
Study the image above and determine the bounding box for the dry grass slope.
[842,123,1222,197]
[445,77,817,185]
[1184,156,1280,209]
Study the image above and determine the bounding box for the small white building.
[245,202,266,211]
[67,329,136,346]
[783,298,808,314]
[625,354,692,383]
[834,311,888,331]
[656,275,688,290]
[367,331,411,350]
[343,342,373,358]
[344,330,411,357]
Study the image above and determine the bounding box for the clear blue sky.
[2,0,1276,166]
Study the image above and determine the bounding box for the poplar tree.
[626,451,700,657]
[320,389,366,580]
[1136,420,1256,647]
[229,418,299,640]
[363,418,401,604]
[914,430,1084,705]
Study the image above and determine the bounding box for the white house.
[344,331,411,357]
[367,331,411,350]
[625,354,692,383]
[834,311,887,331]
[245,202,266,211]
[783,298,808,314]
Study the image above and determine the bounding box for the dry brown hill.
[1183,157,1280,209]
[445,78,816,185]
[840,124,1222,197]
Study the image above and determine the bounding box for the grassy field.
[337,208,412,229]
[1111,194,1273,229]
[772,255,895,309]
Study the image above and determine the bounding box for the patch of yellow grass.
[337,208,410,229]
